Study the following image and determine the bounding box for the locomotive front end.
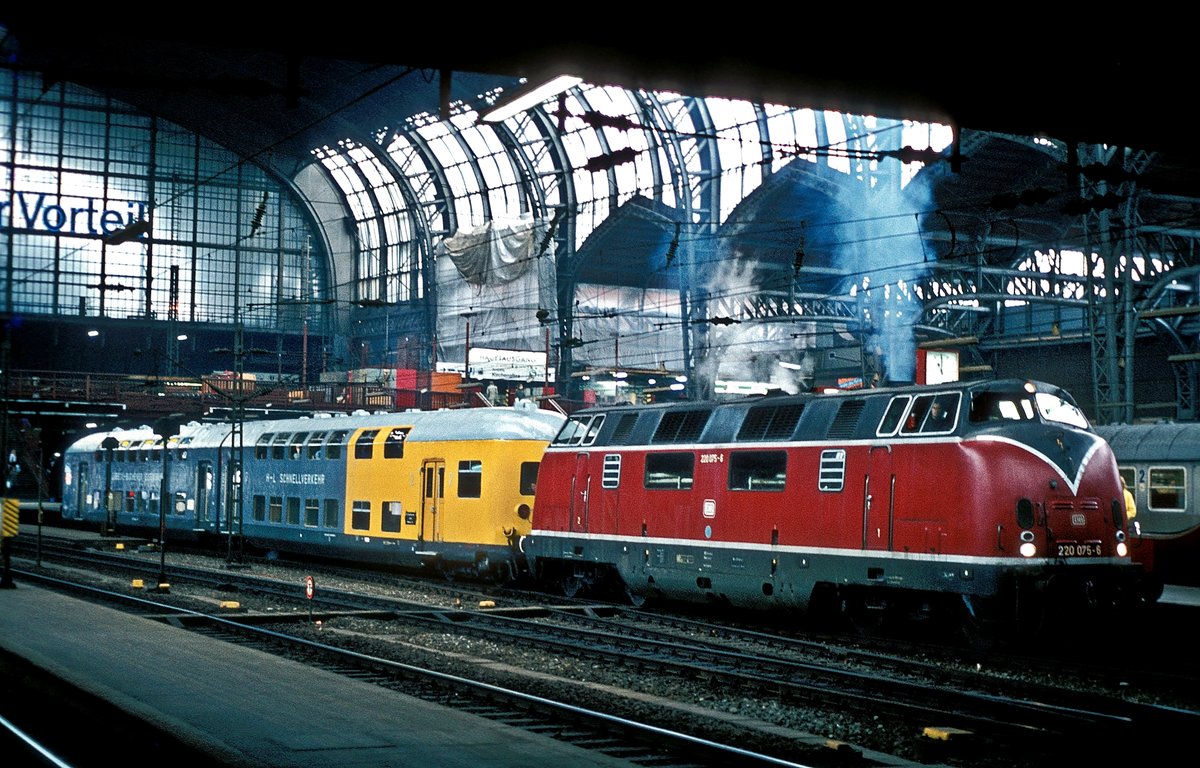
[965,380,1142,626]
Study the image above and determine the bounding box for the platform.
[0,582,635,767]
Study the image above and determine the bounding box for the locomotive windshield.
[968,389,1090,429]
[1034,392,1090,429]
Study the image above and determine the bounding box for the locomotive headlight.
[1019,541,1038,558]
[1116,541,1128,557]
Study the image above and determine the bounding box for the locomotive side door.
[570,452,591,533]
[420,459,445,543]
[864,446,895,550]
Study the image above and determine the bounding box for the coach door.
[420,459,445,543]
[72,463,88,521]
[864,446,895,550]
[195,461,213,529]
[570,453,591,532]
[219,458,240,535]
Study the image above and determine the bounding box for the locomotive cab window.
[922,393,960,433]
[552,417,586,446]
[728,451,787,491]
[901,396,933,434]
[969,392,1036,422]
[554,414,604,446]
[1035,392,1090,429]
[1148,466,1186,511]
[877,397,912,436]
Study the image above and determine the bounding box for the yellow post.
[1,497,18,588]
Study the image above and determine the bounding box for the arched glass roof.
[310,76,954,387]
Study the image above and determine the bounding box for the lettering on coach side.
[264,472,327,485]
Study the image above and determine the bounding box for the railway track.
[10,529,1200,767]
[6,566,825,768]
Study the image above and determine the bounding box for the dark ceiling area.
[3,17,1197,190]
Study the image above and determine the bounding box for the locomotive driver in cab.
[926,399,951,429]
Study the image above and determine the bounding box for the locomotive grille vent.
[609,413,638,444]
[738,403,805,441]
[602,454,622,488]
[1047,499,1100,513]
[652,409,713,443]
[818,449,846,491]
[827,399,866,440]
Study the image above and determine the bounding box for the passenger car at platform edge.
[1094,421,1200,597]
[60,405,565,578]
[524,378,1145,635]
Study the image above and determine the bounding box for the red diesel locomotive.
[524,379,1144,635]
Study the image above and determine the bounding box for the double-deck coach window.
[520,461,540,495]
[458,460,483,497]
[355,430,379,459]
[306,432,327,459]
[384,428,410,458]
[326,431,348,460]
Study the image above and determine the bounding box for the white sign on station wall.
[437,347,548,381]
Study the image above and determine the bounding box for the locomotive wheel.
[844,593,888,636]
[957,595,1005,650]
[560,575,584,598]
